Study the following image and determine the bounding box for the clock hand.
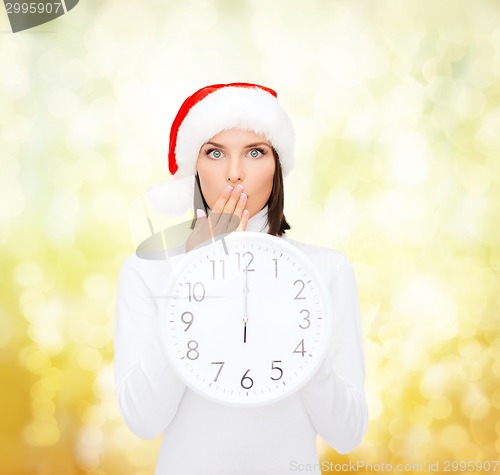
[242,269,249,343]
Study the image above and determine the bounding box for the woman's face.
[196,128,276,218]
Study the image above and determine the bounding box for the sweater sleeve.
[299,253,368,454]
[114,257,186,439]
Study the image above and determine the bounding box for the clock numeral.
[270,360,283,381]
[211,361,225,381]
[236,251,255,272]
[186,340,199,360]
[187,282,205,302]
[209,259,225,280]
[240,369,254,389]
[299,309,311,329]
[181,311,194,331]
[272,258,278,278]
[293,279,306,300]
[293,339,306,357]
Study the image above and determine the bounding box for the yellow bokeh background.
[1,1,499,474]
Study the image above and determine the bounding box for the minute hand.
[242,269,249,343]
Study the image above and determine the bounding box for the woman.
[115,83,368,475]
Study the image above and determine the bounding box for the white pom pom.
[147,175,195,216]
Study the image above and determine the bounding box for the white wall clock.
[158,231,332,407]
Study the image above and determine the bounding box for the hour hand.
[242,316,248,343]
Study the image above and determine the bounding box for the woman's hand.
[186,184,249,252]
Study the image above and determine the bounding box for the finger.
[236,209,250,232]
[216,190,247,233]
[220,184,244,216]
[211,185,234,214]
[230,191,247,229]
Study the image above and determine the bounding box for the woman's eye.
[248,148,264,158]
[207,149,223,159]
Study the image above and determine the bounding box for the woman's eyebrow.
[204,141,272,148]
[244,142,272,148]
[205,141,225,148]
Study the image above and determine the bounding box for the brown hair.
[194,149,290,236]
[266,149,290,236]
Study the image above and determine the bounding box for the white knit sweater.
[114,208,368,474]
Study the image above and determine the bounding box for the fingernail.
[225,185,233,194]
[243,210,249,218]
[239,193,247,201]
[236,184,244,191]
[196,209,205,219]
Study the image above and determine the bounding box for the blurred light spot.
[456,162,490,194]
[389,416,408,437]
[0,181,25,221]
[409,405,432,427]
[428,396,452,419]
[493,389,500,411]
[81,405,106,427]
[440,424,470,451]
[31,379,56,401]
[392,275,458,341]
[14,261,43,288]
[420,357,460,399]
[461,386,490,420]
[188,0,218,31]
[93,364,115,400]
[26,299,65,353]
[76,425,103,469]
[48,88,79,120]
[32,399,55,420]
[474,110,500,153]
[19,346,51,375]
[367,391,383,420]
[0,155,20,183]
[78,347,103,372]
[401,425,431,457]
[399,344,429,371]
[456,87,486,119]
[390,132,429,185]
[0,63,29,97]
[467,59,495,89]
[23,418,60,446]
[37,52,59,83]
[59,59,87,89]
[67,110,99,156]
[43,190,80,246]
[427,76,455,105]
[422,58,452,82]
[91,190,128,222]
[451,192,488,241]
[0,308,14,349]
[324,190,357,243]
[81,154,108,183]
[371,190,436,244]
[43,368,65,392]
[84,274,114,302]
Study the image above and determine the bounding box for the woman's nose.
[226,157,244,184]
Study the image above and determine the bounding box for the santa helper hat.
[148,83,295,216]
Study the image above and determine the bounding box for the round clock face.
[158,232,332,407]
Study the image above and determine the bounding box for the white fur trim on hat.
[174,87,294,178]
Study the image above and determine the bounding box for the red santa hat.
[168,83,295,177]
